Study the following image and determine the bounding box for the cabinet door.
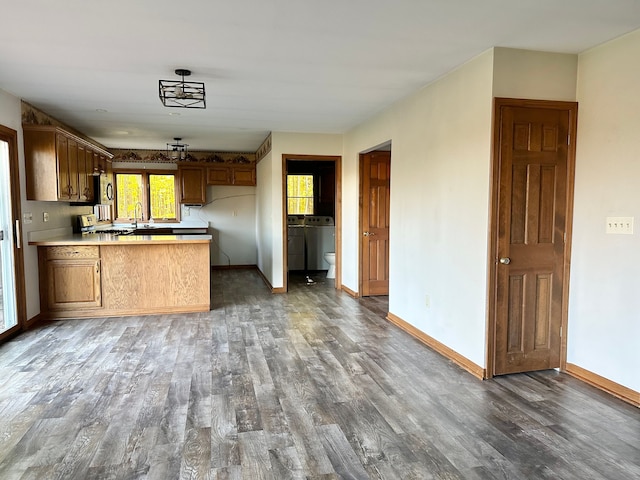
[46,259,102,309]
[84,148,95,202]
[232,167,256,186]
[56,134,71,200]
[180,166,206,204]
[77,145,92,202]
[207,166,231,185]
[66,138,80,201]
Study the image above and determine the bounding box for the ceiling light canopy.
[159,69,206,109]
[167,137,189,160]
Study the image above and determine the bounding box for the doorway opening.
[0,125,26,343]
[282,154,341,293]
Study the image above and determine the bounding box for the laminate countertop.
[29,233,212,246]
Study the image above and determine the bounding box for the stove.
[107,228,135,236]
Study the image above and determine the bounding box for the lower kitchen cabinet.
[35,238,210,319]
[40,246,102,310]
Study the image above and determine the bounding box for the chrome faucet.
[134,201,143,228]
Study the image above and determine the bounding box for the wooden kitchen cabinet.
[40,246,102,310]
[206,165,256,186]
[33,238,211,319]
[179,165,206,204]
[206,165,231,185]
[23,124,112,202]
[231,166,256,186]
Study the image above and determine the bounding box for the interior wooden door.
[361,151,390,296]
[493,100,576,375]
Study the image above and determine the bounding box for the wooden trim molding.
[387,312,486,380]
[341,285,359,298]
[281,154,342,293]
[0,124,26,343]
[565,363,640,408]
[255,266,286,294]
[211,264,257,270]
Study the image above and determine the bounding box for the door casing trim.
[281,154,342,293]
[485,98,578,378]
[0,124,27,343]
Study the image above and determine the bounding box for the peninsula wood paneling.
[100,243,210,312]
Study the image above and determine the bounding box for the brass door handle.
[499,257,511,265]
[363,232,376,237]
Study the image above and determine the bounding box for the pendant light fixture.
[159,69,206,109]
[167,138,189,160]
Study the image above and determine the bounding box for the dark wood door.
[493,101,576,375]
[361,151,390,296]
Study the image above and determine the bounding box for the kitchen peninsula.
[29,233,211,319]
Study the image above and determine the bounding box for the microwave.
[93,175,114,205]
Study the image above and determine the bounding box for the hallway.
[0,269,638,479]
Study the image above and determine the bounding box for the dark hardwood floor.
[0,269,638,479]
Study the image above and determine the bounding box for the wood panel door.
[361,151,390,296]
[492,99,576,376]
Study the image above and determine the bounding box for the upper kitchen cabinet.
[179,165,206,204]
[206,164,256,186]
[23,124,113,202]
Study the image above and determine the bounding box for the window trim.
[113,169,180,224]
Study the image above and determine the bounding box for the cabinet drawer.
[46,246,99,260]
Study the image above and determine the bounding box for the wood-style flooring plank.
[0,270,637,479]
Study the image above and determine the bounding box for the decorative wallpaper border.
[256,133,272,163]
[21,101,110,150]
[23,101,268,164]
[111,149,256,165]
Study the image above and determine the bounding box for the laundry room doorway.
[282,154,341,293]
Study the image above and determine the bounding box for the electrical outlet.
[233,210,238,217]
[606,216,634,235]
[43,212,49,222]
[22,212,33,224]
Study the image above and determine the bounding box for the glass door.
[0,126,24,338]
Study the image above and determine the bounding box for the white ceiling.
[2,0,640,152]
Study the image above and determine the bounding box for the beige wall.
[340,47,579,369]
[256,132,342,288]
[570,29,640,391]
[343,50,496,366]
[493,47,578,100]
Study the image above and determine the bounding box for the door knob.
[499,257,511,265]
[363,231,376,237]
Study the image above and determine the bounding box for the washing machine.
[304,216,335,270]
[287,216,305,270]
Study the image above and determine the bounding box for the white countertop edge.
[29,233,212,246]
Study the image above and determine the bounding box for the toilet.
[323,252,336,279]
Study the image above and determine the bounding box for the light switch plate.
[606,216,634,234]
[22,212,33,224]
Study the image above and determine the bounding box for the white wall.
[256,151,274,284]
[343,50,495,367]
[187,185,257,266]
[570,30,640,391]
[257,132,343,288]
